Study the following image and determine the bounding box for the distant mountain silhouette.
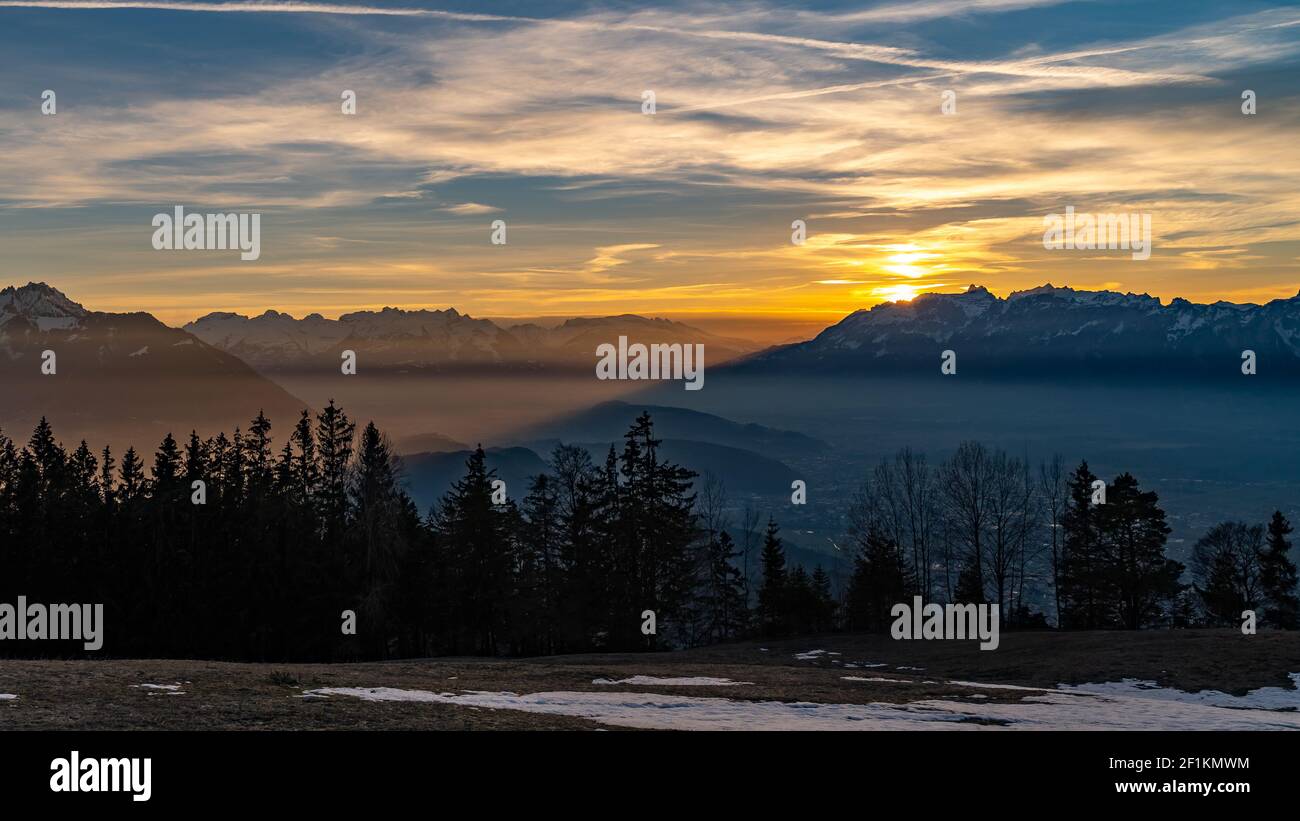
[512,400,828,458]
[740,284,1300,379]
[530,438,801,496]
[0,282,309,450]
[186,308,759,373]
[391,431,471,455]
[400,447,549,512]
[400,435,801,511]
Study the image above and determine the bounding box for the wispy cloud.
[0,1,525,21]
[0,0,1296,316]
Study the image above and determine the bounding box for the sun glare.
[874,284,920,302]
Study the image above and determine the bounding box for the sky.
[0,0,1297,329]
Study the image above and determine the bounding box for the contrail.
[0,1,526,21]
[0,0,1214,85]
[666,73,959,114]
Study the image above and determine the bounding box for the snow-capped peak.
[1008,283,1162,310]
[0,282,89,331]
[761,282,1300,369]
[0,282,88,319]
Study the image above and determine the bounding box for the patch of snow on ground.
[132,683,183,694]
[304,687,986,730]
[305,673,1300,730]
[904,688,1300,730]
[0,694,17,700]
[1059,673,1300,711]
[951,681,1054,692]
[794,650,826,660]
[592,676,752,686]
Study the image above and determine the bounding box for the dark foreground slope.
[1,630,1295,730]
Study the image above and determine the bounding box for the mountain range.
[510,400,828,460]
[185,308,759,373]
[9,279,1300,457]
[746,284,1300,378]
[1,282,308,450]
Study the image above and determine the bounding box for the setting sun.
[873,284,921,302]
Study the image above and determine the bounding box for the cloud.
[585,243,661,275]
[438,202,501,215]
[0,1,526,21]
[1,0,1296,315]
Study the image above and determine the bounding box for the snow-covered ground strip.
[793,649,843,660]
[592,676,752,686]
[905,690,1300,730]
[1060,673,1300,711]
[304,687,982,730]
[306,673,1300,730]
[0,694,17,700]
[843,676,939,684]
[950,681,1055,692]
[131,683,184,694]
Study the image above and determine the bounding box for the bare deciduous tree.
[939,441,994,602]
[1038,454,1067,626]
[854,448,937,598]
[986,450,1038,622]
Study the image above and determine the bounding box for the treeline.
[0,408,762,659]
[1,412,1297,662]
[844,444,1299,631]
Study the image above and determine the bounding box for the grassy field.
[1,630,1297,730]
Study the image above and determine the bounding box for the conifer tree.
[758,517,788,636]
[1260,511,1298,628]
[810,566,836,633]
[1059,461,1105,628]
[518,473,563,653]
[1099,473,1183,629]
[702,530,748,642]
[315,400,355,541]
[351,422,418,656]
[614,412,697,649]
[550,444,606,649]
[432,446,515,654]
[787,565,815,634]
[846,531,911,632]
[118,447,145,503]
